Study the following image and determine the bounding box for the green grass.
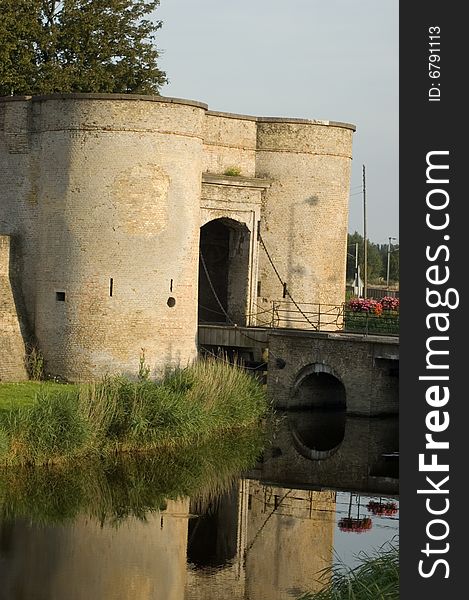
[223,166,242,176]
[0,381,73,413]
[0,359,269,466]
[299,544,399,600]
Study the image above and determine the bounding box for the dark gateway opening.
[198,218,251,325]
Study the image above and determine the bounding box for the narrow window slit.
[109,278,113,297]
[170,279,173,292]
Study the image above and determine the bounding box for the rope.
[244,489,293,556]
[258,233,319,330]
[200,250,232,323]
[199,248,282,361]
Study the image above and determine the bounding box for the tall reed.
[299,544,399,600]
[0,359,268,466]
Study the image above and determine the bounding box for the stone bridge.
[267,330,399,416]
[198,325,399,416]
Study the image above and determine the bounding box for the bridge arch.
[291,363,346,410]
[289,410,346,461]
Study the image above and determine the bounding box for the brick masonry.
[267,331,399,416]
[0,94,355,381]
[0,235,28,381]
[254,412,399,494]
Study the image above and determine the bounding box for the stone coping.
[206,110,258,122]
[0,94,356,130]
[207,110,355,131]
[202,173,272,188]
[0,93,209,110]
[257,116,356,131]
[268,328,399,344]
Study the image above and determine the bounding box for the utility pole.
[354,242,362,296]
[386,236,397,291]
[363,165,367,298]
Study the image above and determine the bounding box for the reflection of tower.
[186,479,337,600]
[0,500,190,600]
[186,484,247,600]
[245,481,336,599]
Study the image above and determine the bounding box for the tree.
[379,243,399,283]
[0,0,167,96]
[346,232,385,284]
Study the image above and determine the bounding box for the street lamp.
[386,237,397,291]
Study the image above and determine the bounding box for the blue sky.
[154,0,398,244]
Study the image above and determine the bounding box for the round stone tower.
[1,93,355,380]
[255,118,355,328]
[31,94,207,379]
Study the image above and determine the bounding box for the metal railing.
[250,301,399,336]
[346,285,400,300]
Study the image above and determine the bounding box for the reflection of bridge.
[250,412,399,496]
[198,324,399,416]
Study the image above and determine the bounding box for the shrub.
[344,297,399,335]
[24,345,45,381]
[347,297,383,315]
[223,166,242,176]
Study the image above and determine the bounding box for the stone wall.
[202,111,257,177]
[1,93,355,381]
[0,98,39,333]
[267,331,399,415]
[2,95,208,380]
[256,119,354,327]
[0,236,28,381]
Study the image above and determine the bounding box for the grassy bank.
[0,381,75,414]
[0,360,268,466]
[299,545,399,600]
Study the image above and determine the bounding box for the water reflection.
[186,482,336,600]
[0,429,266,526]
[0,414,398,600]
[257,411,399,495]
[289,408,346,459]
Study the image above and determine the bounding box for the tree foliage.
[0,0,167,96]
[347,232,399,284]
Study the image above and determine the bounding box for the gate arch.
[291,363,346,410]
[198,218,251,325]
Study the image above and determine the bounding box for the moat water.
[0,411,398,600]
